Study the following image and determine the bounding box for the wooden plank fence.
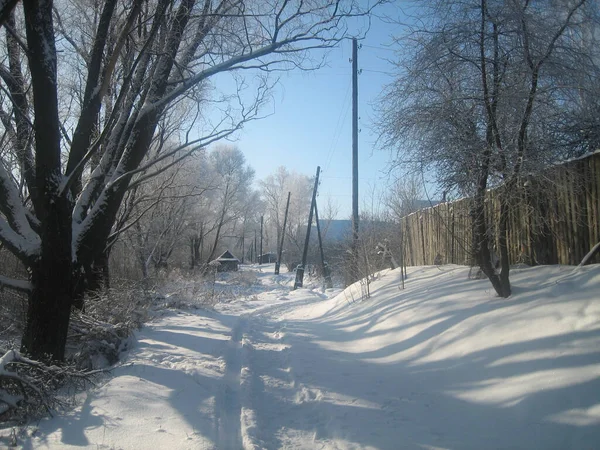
[399,152,600,267]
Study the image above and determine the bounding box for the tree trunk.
[205,204,227,269]
[87,249,111,292]
[21,198,73,361]
[191,235,202,268]
[497,193,511,296]
[472,192,510,298]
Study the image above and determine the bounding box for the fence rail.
[399,152,600,267]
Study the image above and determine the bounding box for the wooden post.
[314,199,333,288]
[241,233,245,264]
[351,37,360,283]
[259,215,263,265]
[294,166,320,290]
[275,192,291,275]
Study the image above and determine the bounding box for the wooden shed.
[212,250,239,272]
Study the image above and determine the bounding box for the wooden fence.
[399,152,600,267]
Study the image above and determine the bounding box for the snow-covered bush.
[0,250,28,348]
[225,270,260,287]
[0,350,100,425]
[68,283,154,369]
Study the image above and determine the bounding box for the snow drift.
[8,263,600,449]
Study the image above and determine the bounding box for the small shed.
[212,250,240,272]
[258,252,277,264]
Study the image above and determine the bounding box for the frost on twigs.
[68,282,154,370]
[0,349,101,425]
[155,268,262,309]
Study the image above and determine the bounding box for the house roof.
[215,250,239,262]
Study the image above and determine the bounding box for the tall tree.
[377,0,591,297]
[203,145,255,266]
[260,167,313,266]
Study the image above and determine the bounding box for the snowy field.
[8,263,600,449]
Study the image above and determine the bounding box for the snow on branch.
[0,163,40,261]
[0,0,19,28]
[0,216,39,263]
[0,275,32,293]
[0,349,103,422]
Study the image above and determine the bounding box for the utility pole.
[314,199,333,289]
[241,233,245,264]
[259,215,263,265]
[254,230,257,264]
[275,192,291,275]
[294,166,320,290]
[351,37,360,282]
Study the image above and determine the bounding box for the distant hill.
[320,219,352,241]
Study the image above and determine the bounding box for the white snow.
[7,263,600,449]
[0,143,41,257]
[0,275,32,293]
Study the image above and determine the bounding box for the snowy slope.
[9,263,600,449]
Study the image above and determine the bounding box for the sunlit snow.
[13,263,600,449]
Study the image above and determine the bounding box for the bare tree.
[259,166,315,260]
[0,0,381,360]
[121,152,212,280]
[260,168,313,268]
[202,145,255,267]
[385,173,426,221]
[377,0,591,297]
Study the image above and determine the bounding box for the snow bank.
[11,263,600,449]
[276,264,600,448]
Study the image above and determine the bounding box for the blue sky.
[232,6,405,219]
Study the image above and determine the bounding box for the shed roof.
[215,250,239,262]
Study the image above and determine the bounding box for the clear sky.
[231,5,405,220]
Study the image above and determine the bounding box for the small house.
[258,252,277,264]
[212,250,240,272]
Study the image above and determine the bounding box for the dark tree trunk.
[87,249,111,292]
[20,0,75,361]
[205,202,228,270]
[21,197,73,361]
[472,193,511,298]
[497,193,511,296]
[190,235,202,269]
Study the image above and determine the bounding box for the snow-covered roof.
[215,250,239,262]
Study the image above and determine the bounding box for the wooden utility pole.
[294,166,320,290]
[351,37,360,281]
[275,192,291,275]
[314,199,333,289]
[254,230,257,264]
[259,215,263,265]
[241,232,245,264]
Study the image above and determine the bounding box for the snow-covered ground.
[9,263,600,449]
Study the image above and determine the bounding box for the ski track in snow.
[8,263,600,449]
[215,317,245,450]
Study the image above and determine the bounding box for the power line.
[361,68,395,76]
[361,44,396,52]
[324,81,352,173]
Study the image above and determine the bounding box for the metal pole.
[275,192,291,275]
[294,166,320,290]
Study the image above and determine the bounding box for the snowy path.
[12,264,600,449]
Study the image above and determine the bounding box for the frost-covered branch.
[0,275,32,293]
[0,349,103,421]
[0,164,40,255]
